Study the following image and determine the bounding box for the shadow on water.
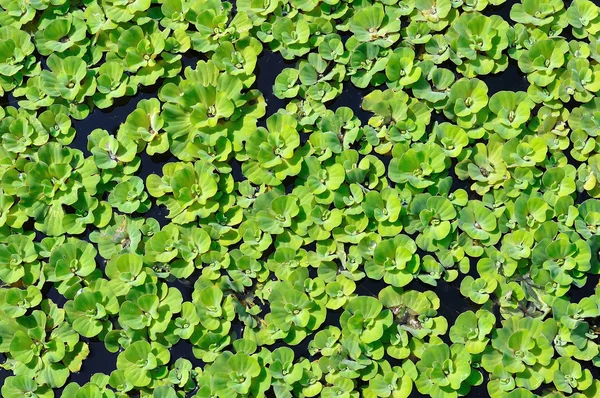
[70,82,163,156]
[68,341,118,386]
[569,274,600,303]
[255,49,294,122]
[329,83,373,125]
[169,339,205,368]
[0,354,10,383]
[143,200,170,228]
[137,151,176,181]
[166,276,195,303]
[482,0,518,20]
[230,158,245,182]
[483,61,529,95]
[355,277,386,298]
[0,91,17,107]
[45,285,68,307]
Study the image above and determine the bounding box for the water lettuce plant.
[0,0,600,397]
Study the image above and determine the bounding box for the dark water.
[68,342,119,385]
[255,50,293,121]
[330,83,373,125]
[484,62,529,95]
[71,82,164,157]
